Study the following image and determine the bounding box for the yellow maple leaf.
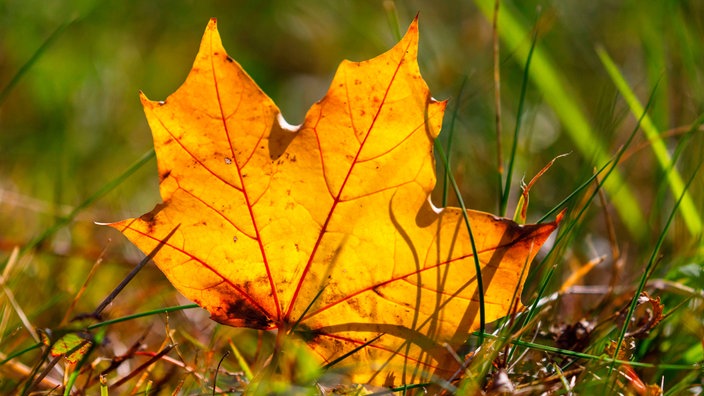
[110,18,559,388]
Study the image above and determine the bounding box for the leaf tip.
[200,18,227,60]
[433,97,448,109]
[405,14,420,41]
[139,91,164,110]
[556,208,567,224]
[98,218,131,233]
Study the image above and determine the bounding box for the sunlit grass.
[473,0,648,240]
[597,47,702,237]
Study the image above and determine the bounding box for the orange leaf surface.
[110,18,559,387]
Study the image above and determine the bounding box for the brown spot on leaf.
[226,299,272,329]
[159,170,171,182]
[140,202,168,234]
[140,202,167,224]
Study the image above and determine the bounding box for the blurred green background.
[2,0,702,233]
[1,0,703,392]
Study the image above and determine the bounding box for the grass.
[1,0,703,394]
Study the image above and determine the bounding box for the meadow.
[1,1,702,394]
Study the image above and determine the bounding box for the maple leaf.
[110,18,559,387]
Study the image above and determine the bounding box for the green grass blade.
[473,0,647,239]
[228,340,254,381]
[86,303,199,330]
[100,375,108,396]
[442,79,466,207]
[0,342,43,366]
[477,331,699,371]
[435,141,486,343]
[323,333,383,370]
[597,47,702,237]
[500,20,538,217]
[0,22,72,105]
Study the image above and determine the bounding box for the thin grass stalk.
[434,142,486,343]
[442,78,466,207]
[500,12,539,217]
[0,22,73,105]
[493,0,504,214]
